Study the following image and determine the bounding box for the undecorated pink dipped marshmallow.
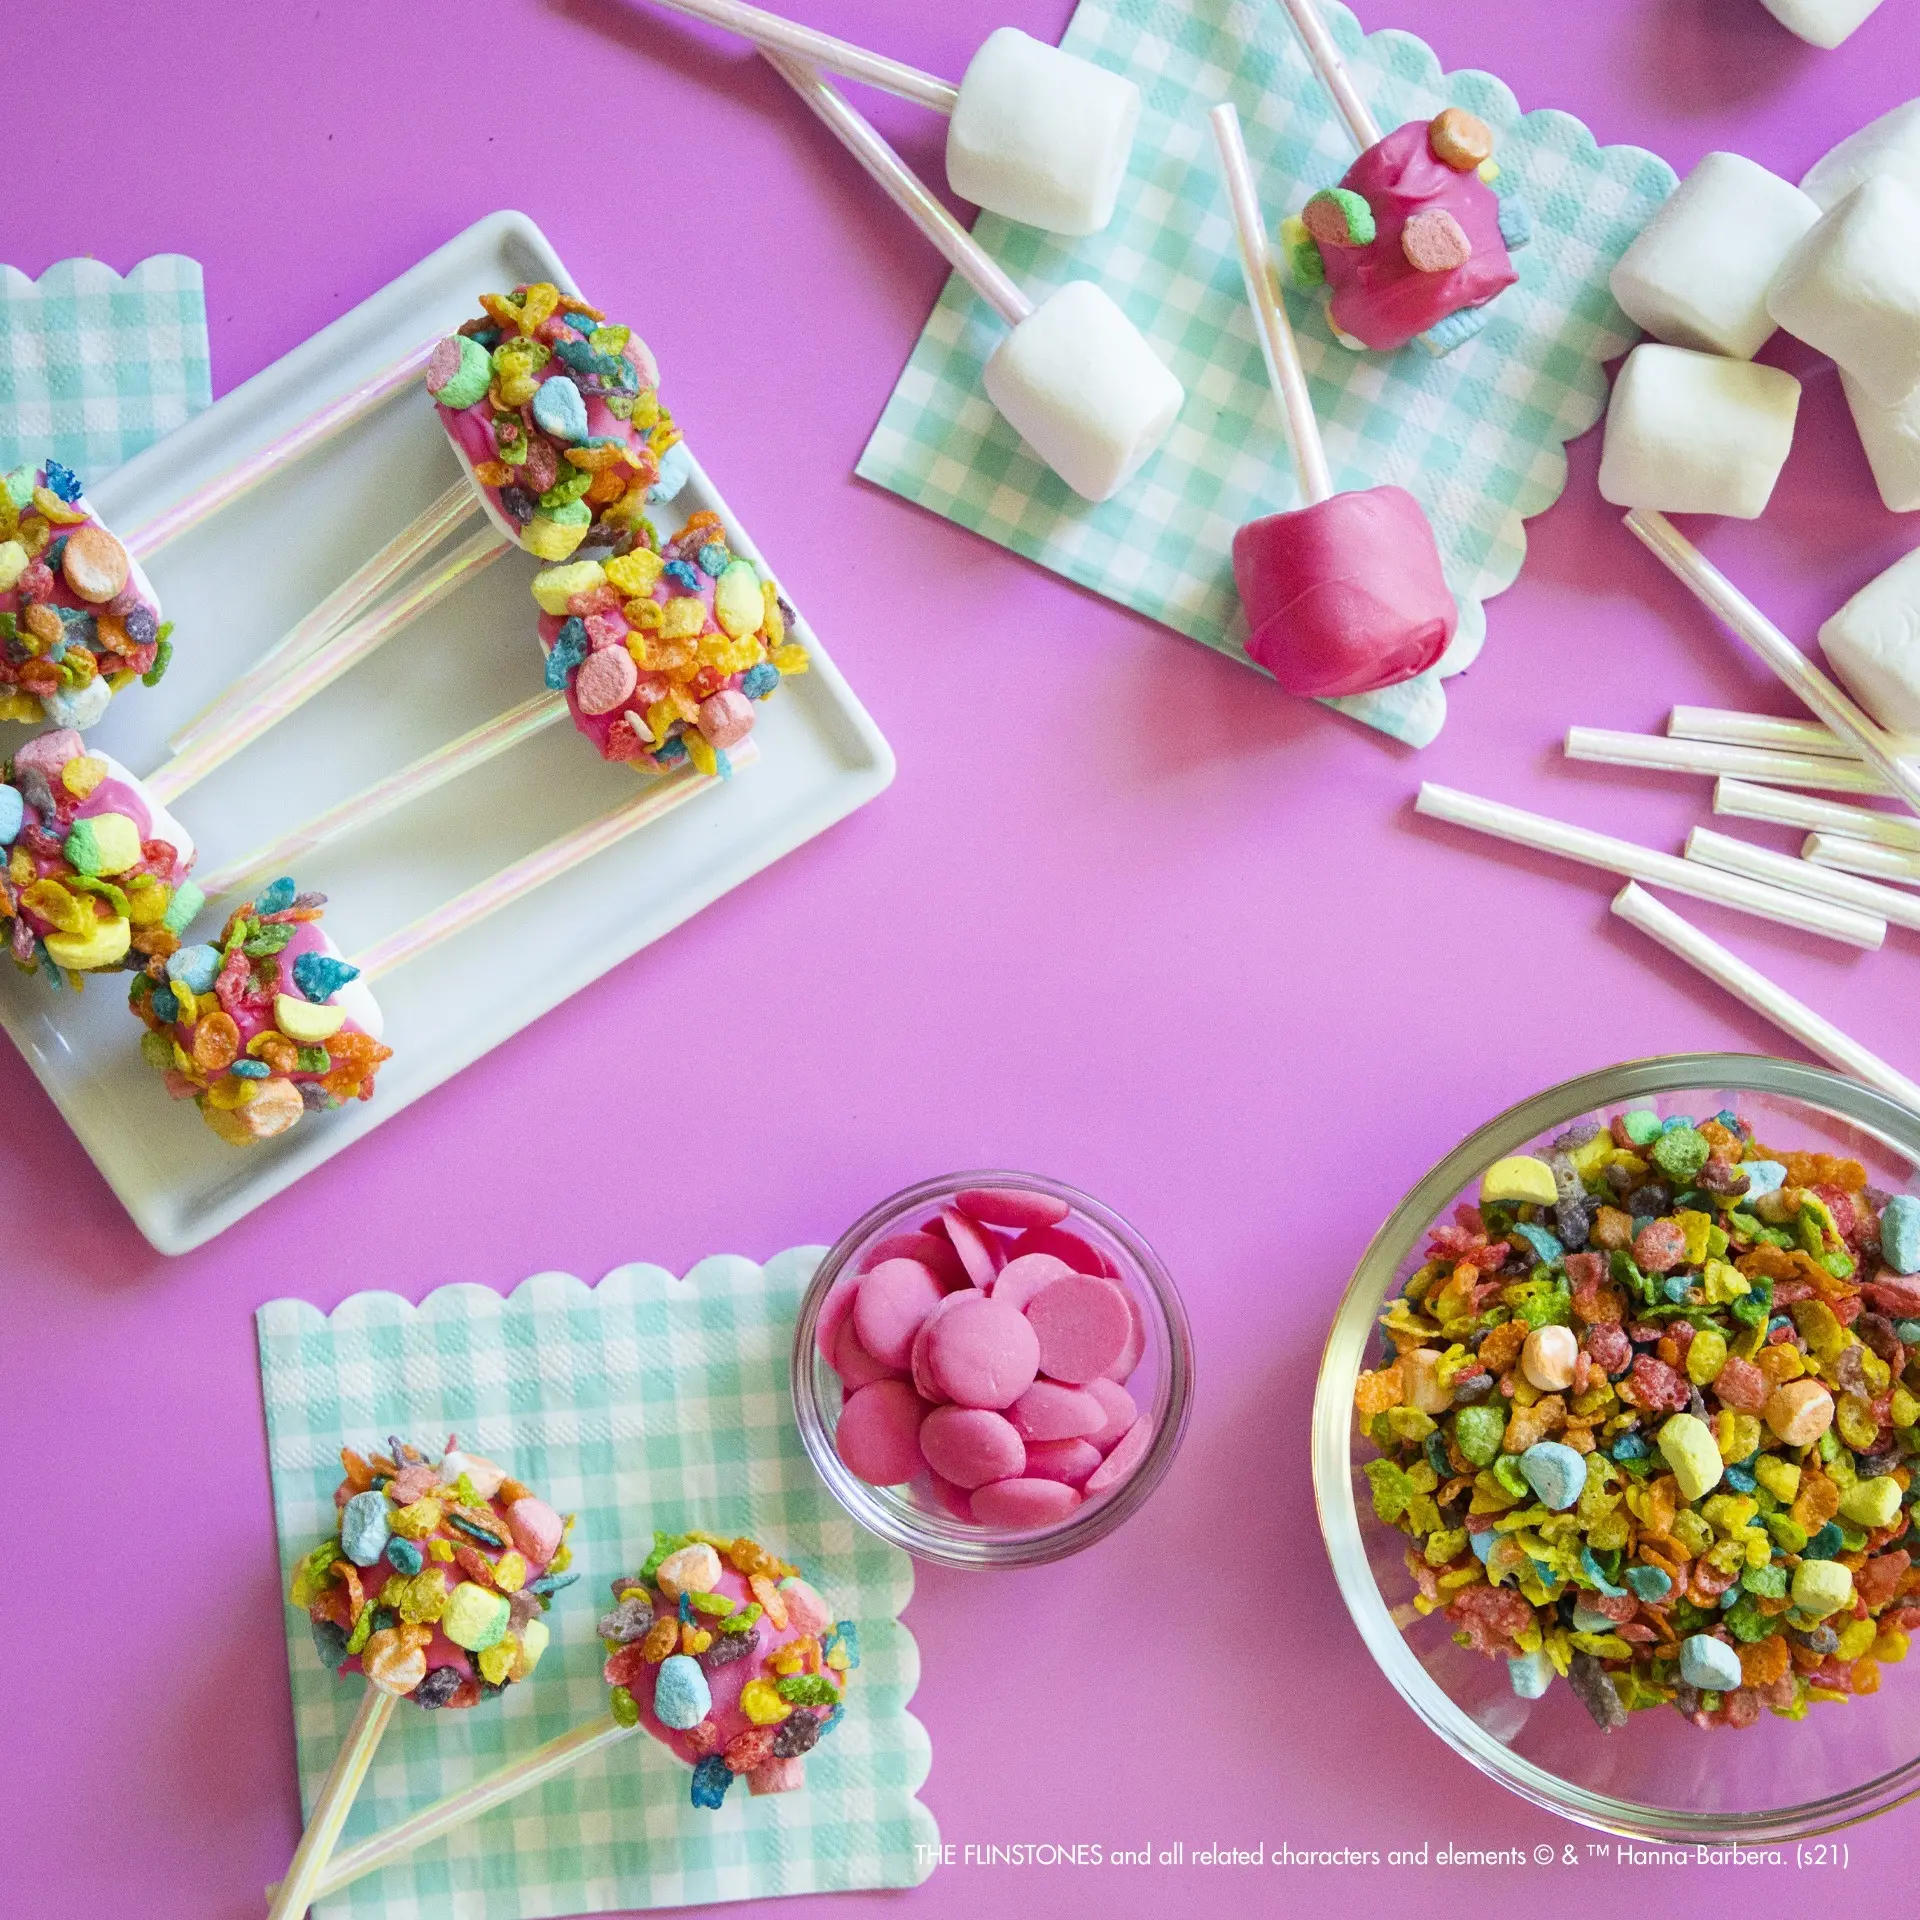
[1007,1379,1106,1442]
[1105,1285,1146,1383]
[991,1252,1075,1315]
[852,1257,945,1368]
[864,1230,969,1292]
[939,1207,1006,1289]
[971,1477,1082,1528]
[926,1294,1040,1409]
[1083,1377,1139,1453]
[1024,1275,1133,1385]
[835,1316,904,1392]
[1023,1437,1103,1487]
[955,1187,1071,1231]
[1084,1412,1153,1496]
[1008,1224,1117,1277]
[815,1267,863,1364]
[836,1379,930,1485]
[918,1406,1026,1488]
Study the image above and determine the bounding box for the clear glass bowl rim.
[791,1169,1195,1569]
[1312,1051,1920,1843]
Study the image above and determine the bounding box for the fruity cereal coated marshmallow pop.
[1211,104,1456,698]
[269,1436,576,1920]
[282,1528,857,1904]
[1356,1110,1920,1732]
[0,461,175,730]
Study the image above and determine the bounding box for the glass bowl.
[792,1170,1193,1569]
[1314,1053,1920,1843]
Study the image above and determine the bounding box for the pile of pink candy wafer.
[818,1187,1152,1528]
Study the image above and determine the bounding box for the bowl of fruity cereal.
[1314,1054,1920,1842]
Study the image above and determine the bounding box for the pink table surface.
[8,0,1920,1911]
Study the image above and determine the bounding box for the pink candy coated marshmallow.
[1025,1275,1133,1385]
[852,1257,945,1368]
[940,1207,1004,1289]
[954,1187,1071,1231]
[971,1478,1082,1528]
[926,1294,1040,1409]
[1007,1379,1106,1441]
[920,1405,1026,1488]
[836,1379,929,1485]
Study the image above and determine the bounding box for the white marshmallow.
[946,28,1140,237]
[1608,152,1819,360]
[1597,343,1801,519]
[1802,99,1920,210]
[1818,546,1920,731]
[1757,0,1883,49]
[330,972,386,1043]
[1843,369,1920,511]
[982,280,1183,501]
[1769,177,1920,407]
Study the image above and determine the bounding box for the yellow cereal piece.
[659,595,707,641]
[428,1539,456,1563]
[1752,1455,1800,1504]
[685,734,718,777]
[390,1497,443,1539]
[511,1617,550,1681]
[0,690,40,723]
[739,1679,792,1726]
[771,642,808,676]
[681,1624,713,1656]
[478,1638,518,1685]
[32,486,89,525]
[605,549,664,596]
[492,1551,528,1593]
[760,581,785,646]
[530,560,606,615]
[623,595,664,634]
[1480,1156,1559,1206]
[203,1074,260,1111]
[44,913,130,971]
[645,697,679,746]
[0,539,29,594]
[125,878,170,927]
[1836,1616,1878,1663]
[523,514,587,562]
[61,754,108,799]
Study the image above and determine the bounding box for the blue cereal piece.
[1423,304,1492,353]
[1571,1601,1616,1634]
[1881,1195,1920,1275]
[544,616,588,692]
[696,541,730,578]
[340,1489,391,1567]
[1511,1222,1564,1266]
[310,1615,351,1669]
[292,949,361,1004]
[690,1754,732,1809]
[1519,1441,1587,1511]
[228,1059,271,1079]
[1742,1160,1788,1197]
[1896,1320,1920,1346]
[386,1536,425,1575]
[1679,1634,1742,1692]
[664,559,701,594]
[648,441,693,504]
[166,943,221,994]
[150,985,179,1022]
[741,662,780,699]
[1507,1647,1553,1699]
[1624,1564,1672,1603]
[653,1654,712,1731]
[532,375,589,444]
[1579,1547,1625,1597]
[254,876,297,914]
[0,785,22,845]
[825,1620,861,1670]
[1469,1528,1495,1563]
[1496,191,1533,249]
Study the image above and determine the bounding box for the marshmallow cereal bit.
[981,280,1184,502]
[1842,371,1920,512]
[1769,177,1920,408]
[1818,546,1920,730]
[1756,0,1884,48]
[1802,99,1920,211]
[1597,343,1800,519]
[1608,151,1820,360]
[944,28,1141,238]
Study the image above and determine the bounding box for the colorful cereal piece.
[1480,1155,1558,1205]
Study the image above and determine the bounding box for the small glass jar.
[791,1170,1193,1568]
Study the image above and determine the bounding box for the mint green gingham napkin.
[257,1252,937,1920]
[0,254,210,480]
[856,0,1675,746]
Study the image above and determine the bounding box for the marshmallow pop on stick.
[1210,103,1456,697]
[282,1528,858,1904]
[1270,0,1531,354]
[269,1436,576,1920]
[1624,507,1920,819]
[642,0,1139,237]
[126,741,755,1145]
[764,48,1183,503]
[1,461,175,731]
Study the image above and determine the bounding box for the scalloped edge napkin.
[257,1250,937,1918]
[855,0,1676,745]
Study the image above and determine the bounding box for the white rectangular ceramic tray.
[4,211,895,1256]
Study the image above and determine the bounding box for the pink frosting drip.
[1319,122,1517,352]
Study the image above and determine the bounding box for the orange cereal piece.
[190,1010,242,1074]
[1353,1362,1405,1420]
[1793,1473,1842,1535]
[1739,1634,1790,1688]
[641,1616,680,1663]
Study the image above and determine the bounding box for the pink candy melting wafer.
[972,1478,1082,1527]
[1084,1414,1154,1497]
[991,1252,1076,1314]
[927,1294,1041,1409]
[1007,1225,1117,1277]
[815,1266,863,1364]
[920,1406,1026,1488]
[1025,1275,1133,1385]
[834,1318,904,1392]
[1083,1377,1139,1453]
[864,1230,969,1292]
[836,1380,928,1484]
[939,1207,1005,1288]
[955,1187,1072,1230]
[1024,1437,1102,1487]
[852,1257,945,1368]
[1008,1380,1106,1441]
[1106,1285,1147,1383]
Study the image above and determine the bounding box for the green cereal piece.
[1303,185,1375,248]
[345,1604,374,1656]
[640,1532,688,1584]
[289,1540,341,1609]
[1650,1127,1710,1184]
[1453,1404,1506,1467]
[1767,1514,1810,1554]
[1277,213,1326,287]
[1741,1562,1787,1598]
[688,1591,736,1617]
[775,1674,838,1706]
[1363,1459,1417,1524]
[1621,1110,1663,1146]
[719,1603,763,1635]
[1493,1454,1530,1502]
[609,1685,640,1728]
[142,629,174,688]
[1424,1527,1468,1566]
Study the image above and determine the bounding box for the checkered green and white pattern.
[855,0,1675,746]
[0,253,210,482]
[257,1251,937,1920]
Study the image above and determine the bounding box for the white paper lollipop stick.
[1712,777,1920,851]
[643,0,958,110]
[349,740,759,985]
[265,1683,397,1920]
[1685,825,1920,933]
[282,1714,633,1903]
[193,694,567,899]
[1566,727,1895,797]
[1416,781,1886,948]
[143,526,508,808]
[1210,102,1334,505]
[1272,0,1382,149]
[762,49,1029,328]
[1626,509,1920,817]
[1804,832,1920,888]
[124,337,442,561]
[169,481,480,755]
[1612,882,1920,1116]
[1669,705,1920,763]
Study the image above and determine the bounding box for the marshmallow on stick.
[280,1526,857,1905]
[764,49,1181,502]
[1625,508,1920,818]
[643,0,1139,237]
[1270,0,1531,355]
[268,1436,577,1920]
[1210,103,1455,697]
[1,460,173,731]
[128,743,755,1144]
